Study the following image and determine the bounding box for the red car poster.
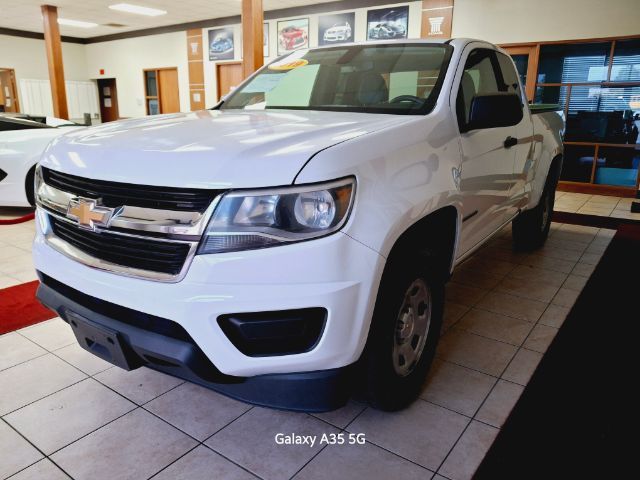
[277,18,309,56]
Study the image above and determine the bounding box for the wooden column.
[41,5,68,119]
[421,0,454,39]
[186,29,206,110]
[241,0,263,79]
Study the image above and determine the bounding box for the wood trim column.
[421,0,454,39]
[41,5,68,119]
[186,28,205,111]
[241,0,263,79]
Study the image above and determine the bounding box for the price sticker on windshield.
[268,59,309,71]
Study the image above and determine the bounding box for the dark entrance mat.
[474,224,639,479]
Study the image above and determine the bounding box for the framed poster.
[366,6,409,41]
[263,22,269,57]
[318,12,355,46]
[208,27,234,61]
[277,18,309,56]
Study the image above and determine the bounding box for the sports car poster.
[366,6,409,41]
[208,27,235,61]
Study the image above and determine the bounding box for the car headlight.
[198,177,355,254]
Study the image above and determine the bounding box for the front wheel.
[362,260,444,411]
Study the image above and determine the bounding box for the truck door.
[495,51,535,217]
[452,47,524,255]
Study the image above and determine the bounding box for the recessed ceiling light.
[109,3,167,16]
[57,18,98,28]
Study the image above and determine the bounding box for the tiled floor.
[0,209,615,480]
[555,191,640,220]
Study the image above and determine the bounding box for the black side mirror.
[465,93,523,132]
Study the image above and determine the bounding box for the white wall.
[84,31,190,118]
[203,2,423,105]
[0,34,89,116]
[452,0,640,44]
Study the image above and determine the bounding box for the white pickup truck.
[34,39,563,412]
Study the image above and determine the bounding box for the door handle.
[504,136,518,148]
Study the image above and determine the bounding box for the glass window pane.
[511,54,528,89]
[564,86,640,142]
[560,145,596,183]
[534,85,568,108]
[147,99,159,115]
[538,42,611,84]
[496,52,523,99]
[594,146,640,186]
[145,71,157,97]
[611,39,640,82]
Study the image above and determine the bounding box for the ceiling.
[0,0,339,38]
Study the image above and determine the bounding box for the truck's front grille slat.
[42,167,222,212]
[50,216,191,275]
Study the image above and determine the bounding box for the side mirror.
[465,93,523,132]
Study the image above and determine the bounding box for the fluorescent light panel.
[109,3,167,16]
[58,18,98,28]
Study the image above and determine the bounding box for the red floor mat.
[0,280,56,334]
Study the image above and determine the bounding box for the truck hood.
[40,109,410,189]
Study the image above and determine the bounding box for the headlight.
[198,177,355,254]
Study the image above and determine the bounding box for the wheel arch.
[384,205,460,283]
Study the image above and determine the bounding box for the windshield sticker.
[268,59,309,71]
[242,73,287,93]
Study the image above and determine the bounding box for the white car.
[0,115,83,207]
[323,22,352,42]
[33,39,563,412]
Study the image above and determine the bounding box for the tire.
[25,166,36,207]
[512,167,558,251]
[361,257,444,411]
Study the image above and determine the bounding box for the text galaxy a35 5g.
[33,39,564,412]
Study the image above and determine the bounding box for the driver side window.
[456,49,504,129]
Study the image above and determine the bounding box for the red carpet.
[0,280,56,334]
[0,212,35,225]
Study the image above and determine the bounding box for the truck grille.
[42,167,221,212]
[50,216,191,275]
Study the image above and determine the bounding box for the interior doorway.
[502,45,538,103]
[144,67,180,115]
[216,61,243,101]
[97,78,119,122]
[0,68,20,113]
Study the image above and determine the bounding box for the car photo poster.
[264,22,269,57]
[277,18,309,55]
[318,12,356,46]
[208,27,234,61]
[366,6,409,41]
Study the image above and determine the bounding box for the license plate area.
[67,312,140,370]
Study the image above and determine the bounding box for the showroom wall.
[0,34,88,83]
[84,31,191,118]
[452,0,640,44]
[202,1,423,104]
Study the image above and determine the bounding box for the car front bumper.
[32,209,385,379]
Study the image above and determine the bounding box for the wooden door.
[0,68,20,113]
[158,68,180,113]
[502,45,539,103]
[216,62,243,100]
[97,78,119,122]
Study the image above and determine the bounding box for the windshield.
[221,43,452,115]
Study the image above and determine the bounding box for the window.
[456,49,517,128]
[222,44,451,115]
[496,52,523,101]
[533,37,640,189]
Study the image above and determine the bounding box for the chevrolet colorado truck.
[33,39,563,412]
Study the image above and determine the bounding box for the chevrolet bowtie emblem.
[66,198,115,230]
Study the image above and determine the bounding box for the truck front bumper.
[32,211,385,408]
